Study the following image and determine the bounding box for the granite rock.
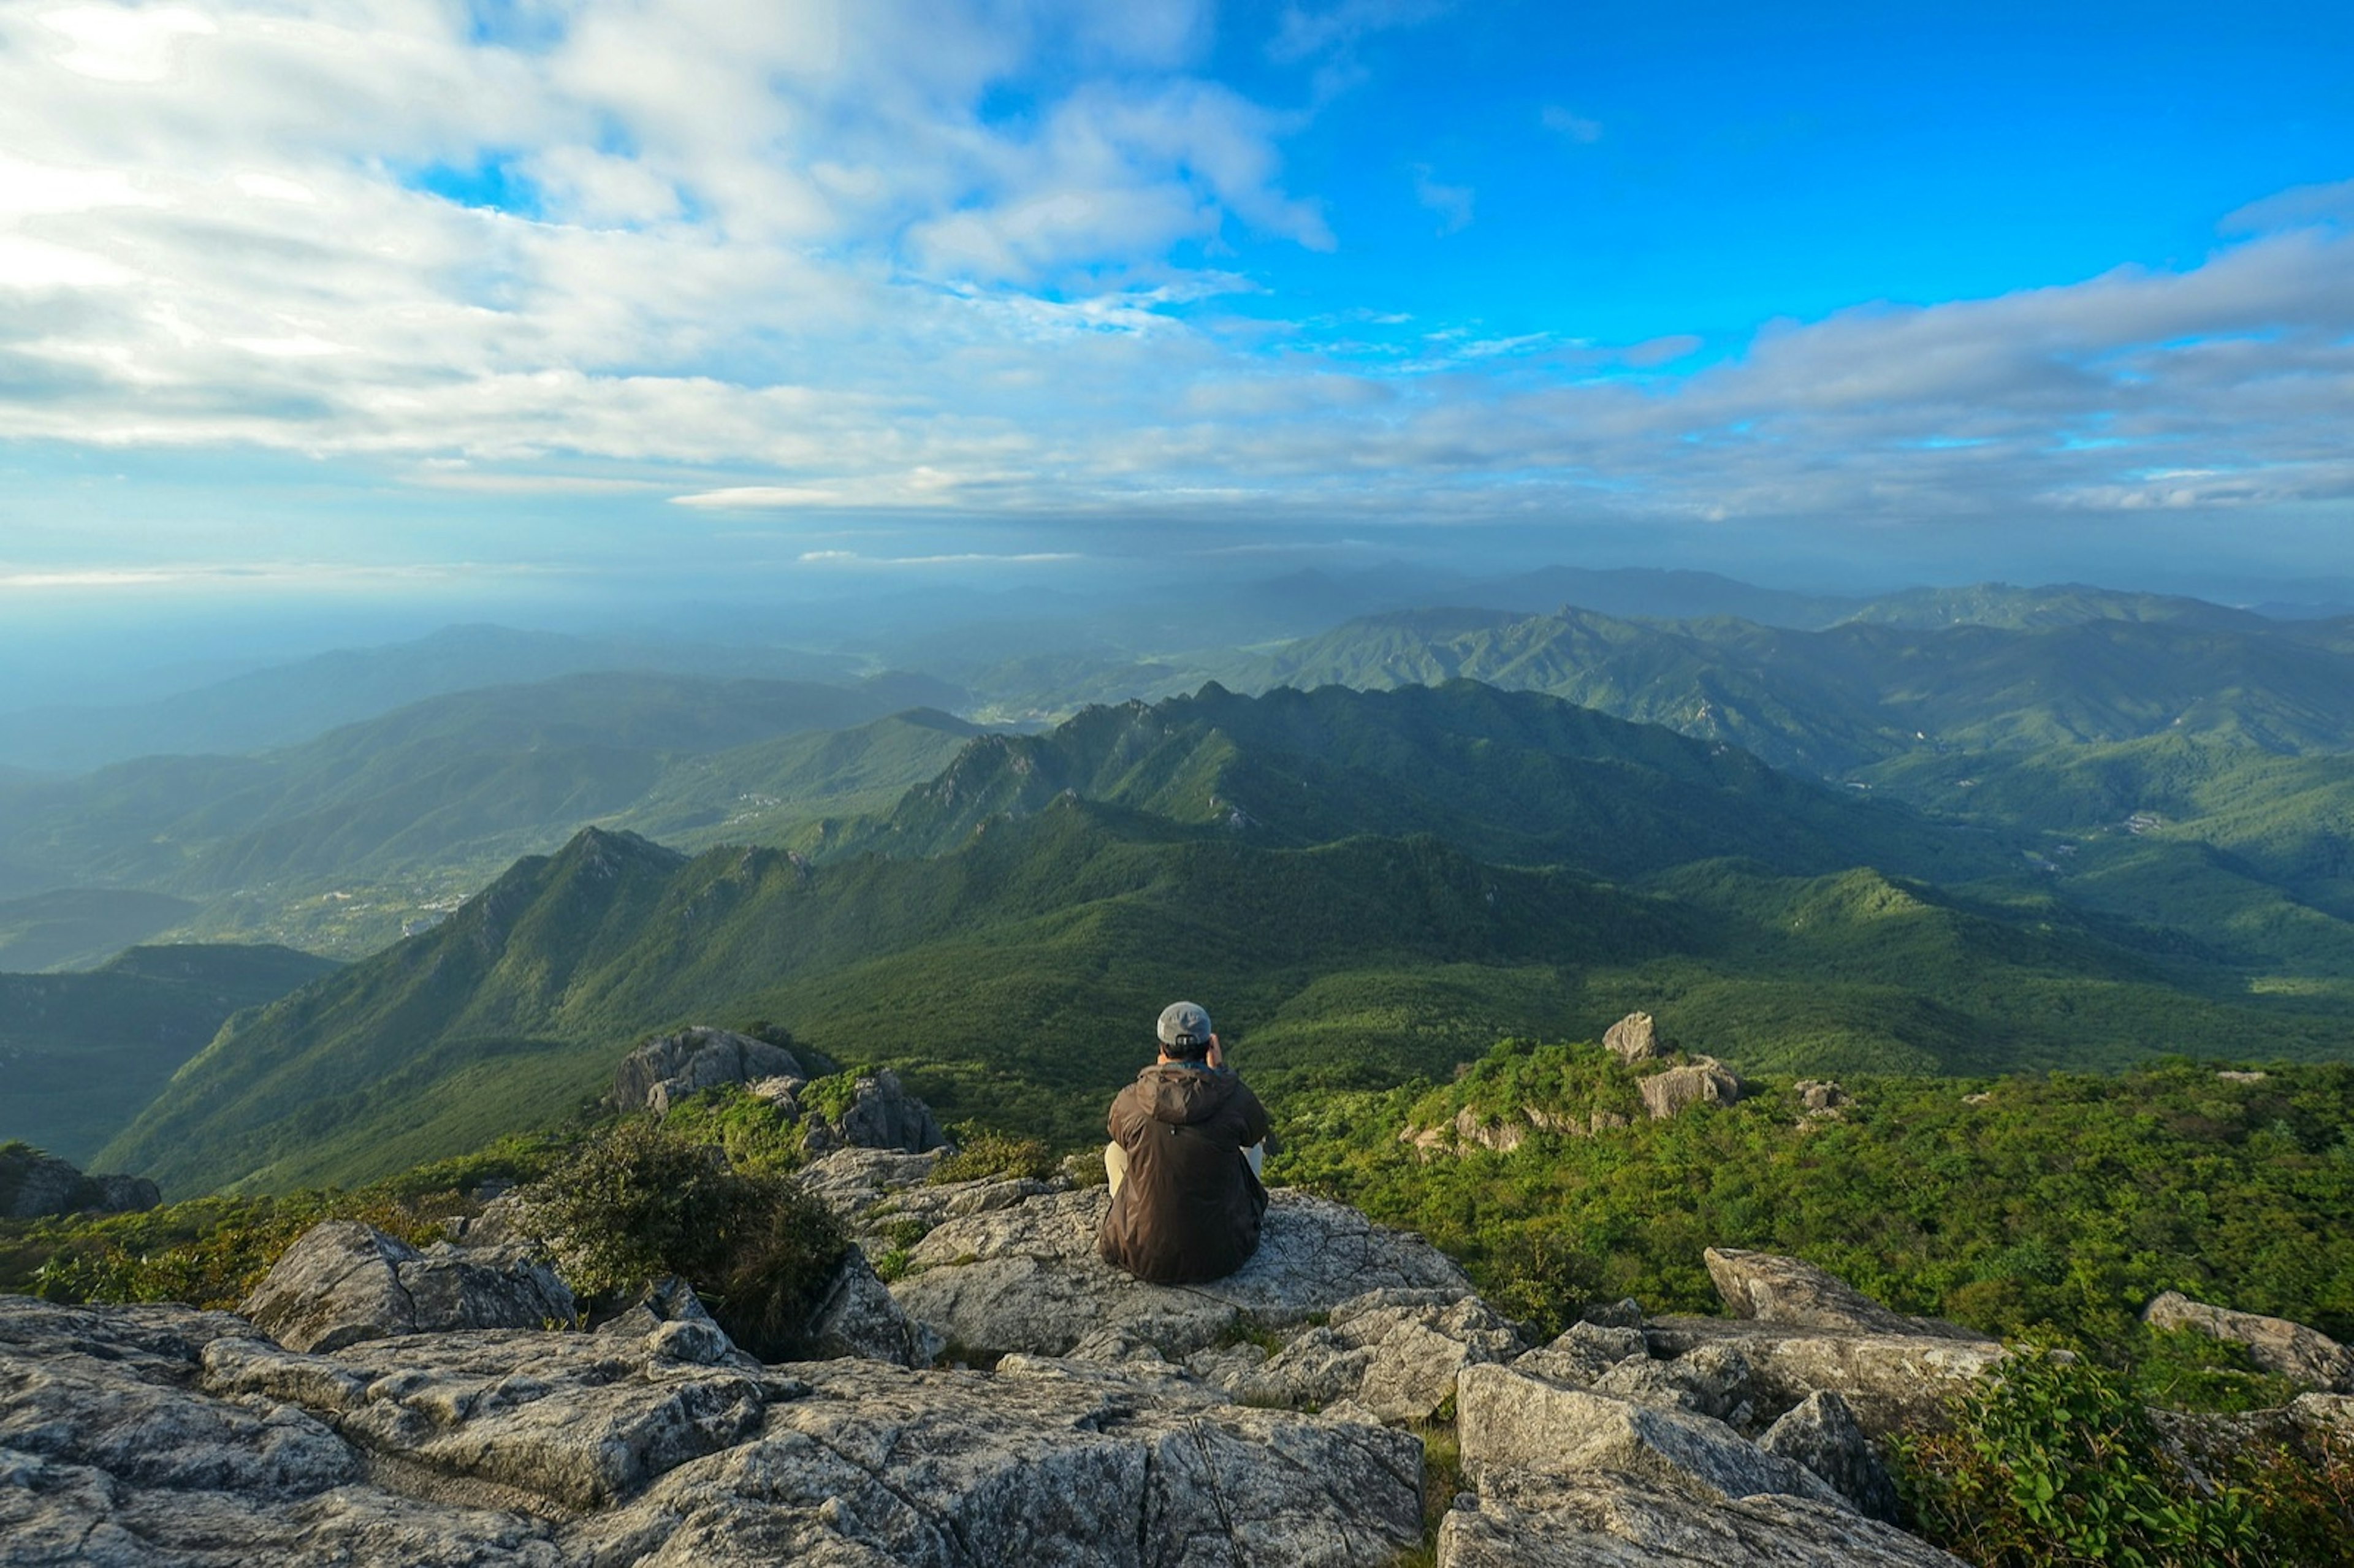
[2144,1290,2354,1393]
[613,1026,807,1117]
[1759,1391,1900,1523]
[889,1187,1474,1361]
[240,1221,575,1354]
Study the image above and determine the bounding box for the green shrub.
[514,1119,848,1359]
[2131,1326,2299,1416]
[10,1192,449,1309]
[928,1125,1057,1186]
[1899,1349,2266,1566]
[660,1084,807,1174]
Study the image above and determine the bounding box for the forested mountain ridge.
[94,685,2354,1199]
[832,679,1999,885]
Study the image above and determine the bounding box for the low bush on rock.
[659,1083,807,1173]
[0,1141,539,1309]
[515,1119,848,1358]
[927,1125,1056,1186]
[1897,1348,2354,1566]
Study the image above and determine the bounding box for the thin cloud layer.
[0,0,2348,565]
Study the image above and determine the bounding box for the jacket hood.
[1138,1062,1239,1126]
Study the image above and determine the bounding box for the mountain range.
[89,681,2354,1198]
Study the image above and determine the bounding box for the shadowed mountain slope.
[94,685,2354,1198]
[1,943,340,1163]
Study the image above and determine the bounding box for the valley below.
[6,569,2354,1562]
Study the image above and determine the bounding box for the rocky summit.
[1,1143,2165,1567]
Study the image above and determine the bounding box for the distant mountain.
[1240,606,2354,772]
[99,685,2353,1198]
[0,888,197,972]
[0,674,953,951]
[0,942,339,1164]
[1454,566,1865,628]
[1833,582,2272,632]
[0,623,867,773]
[835,680,1998,886]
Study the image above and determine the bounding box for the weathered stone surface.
[1644,1317,2006,1436]
[613,1026,807,1117]
[1580,1298,1646,1329]
[1704,1247,1983,1341]
[1513,1321,1647,1388]
[0,1147,158,1219]
[1592,1341,1756,1427]
[2296,1391,2354,1436]
[1759,1391,1899,1523]
[1639,1059,1744,1119]
[1449,1106,1526,1153]
[801,1070,949,1155]
[799,1147,952,1233]
[0,1298,354,1498]
[593,1274,720,1340]
[576,1358,1425,1568]
[1603,1011,1666,1063]
[6,1289,1422,1567]
[241,1221,574,1354]
[1438,1471,1967,1567]
[1456,1363,1846,1509]
[1795,1080,1851,1117]
[202,1330,779,1509]
[2144,1290,2354,1393]
[0,1297,566,1566]
[889,1187,1473,1360]
[1215,1288,1522,1420]
[808,1250,942,1368]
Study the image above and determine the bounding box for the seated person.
[1098,1000,1271,1284]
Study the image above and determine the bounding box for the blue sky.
[0,0,2349,624]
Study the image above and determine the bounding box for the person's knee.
[1104,1140,1129,1195]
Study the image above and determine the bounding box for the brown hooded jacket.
[1097,1062,1270,1284]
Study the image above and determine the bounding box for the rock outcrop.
[1759,1390,1900,1523]
[1625,1249,2005,1436]
[612,1026,807,1117]
[1639,1057,1745,1119]
[1704,1247,1980,1341]
[0,1144,159,1220]
[239,1220,576,1353]
[1203,1288,1524,1423]
[2,1152,2045,1566]
[801,1070,948,1155]
[1602,1011,1666,1063]
[886,1184,1474,1361]
[1441,1363,1964,1566]
[2144,1290,2354,1393]
[0,1291,1425,1566]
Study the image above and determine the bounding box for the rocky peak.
[612,1025,807,1117]
[0,1143,158,1220]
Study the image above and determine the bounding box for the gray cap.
[1157,1001,1213,1048]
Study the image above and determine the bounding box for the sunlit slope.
[97,685,2354,1198]
[1240,607,2354,773]
[1,943,339,1163]
[828,679,1998,884]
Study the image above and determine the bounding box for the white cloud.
[0,0,2347,563]
[1409,163,1472,236]
[1539,105,1602,143]
[36,3,216,83]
